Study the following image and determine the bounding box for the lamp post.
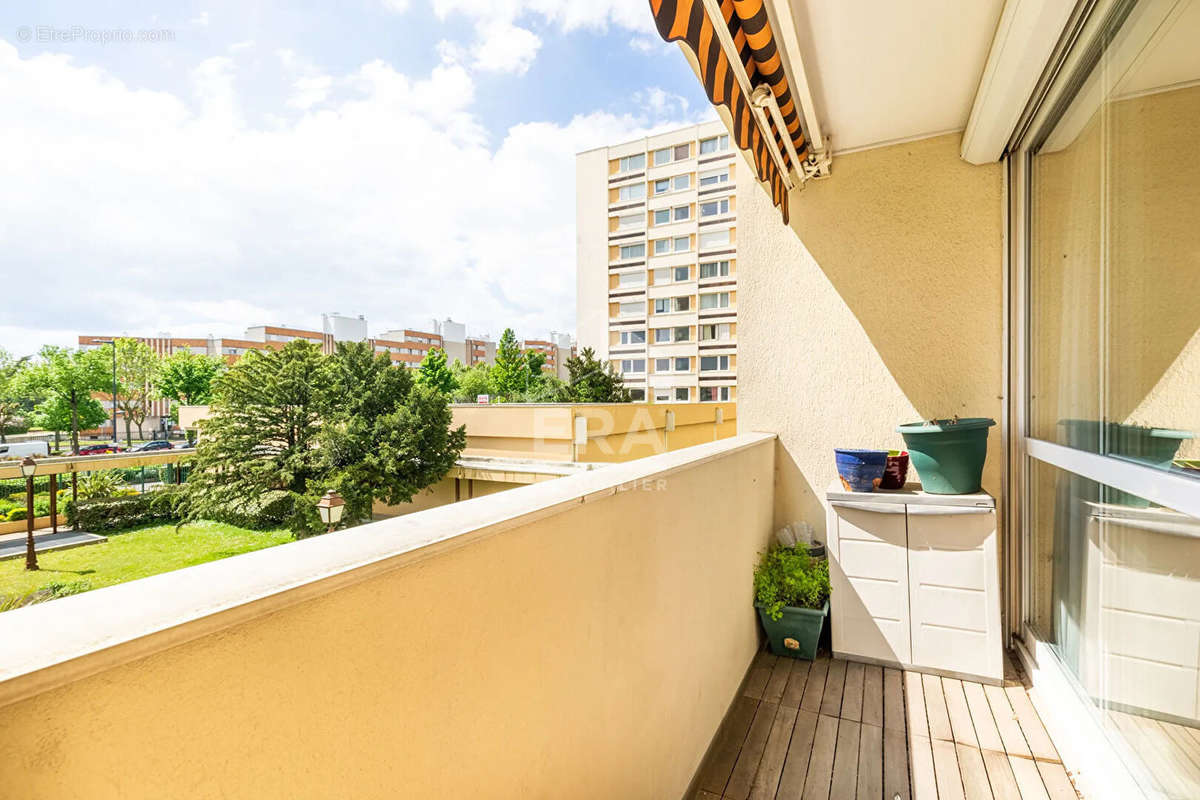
[20,456,38,571]
[316,490,345,534]
[93,339,118,449]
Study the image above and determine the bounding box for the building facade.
[576,120,741,403]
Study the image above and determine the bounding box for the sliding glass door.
[1012,0,1200,796]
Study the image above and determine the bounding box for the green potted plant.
[754,544,831,660]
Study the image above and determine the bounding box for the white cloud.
[287,74,334,109]
[380,0,412,11]
[470,20,541,75]
[628,36,655,54]
[0,39,699,355]
[189,11,211,28]
[430,0,654,34]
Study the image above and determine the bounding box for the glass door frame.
[1004,0,1200,796]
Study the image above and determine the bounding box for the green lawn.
[0,521,293,605]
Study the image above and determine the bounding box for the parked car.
[78,443,122,456]
[0,441,50,460]
[129,440,174,452]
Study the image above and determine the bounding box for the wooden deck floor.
[691,651,1080,800]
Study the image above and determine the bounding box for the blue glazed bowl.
[834,449,889,492]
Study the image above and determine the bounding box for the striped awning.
[650,0,808,222]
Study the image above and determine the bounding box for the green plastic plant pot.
[1058,419,1194,506]
[756,600,829,660]
[896,418,995,494]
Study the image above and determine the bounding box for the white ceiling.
[786,0,1006,153]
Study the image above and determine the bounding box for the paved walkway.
[0,530,106,561]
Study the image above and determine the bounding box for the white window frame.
[699,292,730,310]
[618,154,645,172]
[699,229,730,250]
[699,198,730,218]
[699,168,729,187]
[618,184,645,202]
[699,260,730,279]
[618,301,642,316]
[700,355,730,372]
[619,243,644,260]
[699,134,729,154]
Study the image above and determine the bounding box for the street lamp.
[316,490,345,533]
[93,339,118,450]
[20,456,38,571]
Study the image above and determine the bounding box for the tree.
[563,347,633,403]
[491,328,529,400]
[450,361,494,403]
[155,350,224,405]
[0,350,31,443]
[320,342,466,525]
[416,347,456,395]
[177,340,327,536]
[524,350,547,376]
[21,346,110,454]
[32,395,108,451]
[113,338,159,445]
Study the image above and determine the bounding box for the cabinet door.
[830,502,912,664]
[907,507,1000,681]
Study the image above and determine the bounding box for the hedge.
[66,489,180,533]
[205,490,293,530]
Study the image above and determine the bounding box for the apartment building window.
[653,205,689,225]
[699,323,731,341]
[653,296,690,314]
[654,358,670,372]
[652,178,670,195]
[618,301,642,316]
[699,134,729,154]
[653,389,671,402]
[674,357,689,372]
[699,168,729,187]
[699,260,730,279]
[617,184,646,202]
[619,243,645,260]
[673,326,690,342]
[652,236,690,256]
[619,359,646,373]
[653,328,671,343]
[617,213,641,229]
[674,387,689,401]
[619,330,646,345]
[700,198,730,218]
[699,386,730,402]
[674,143,689,160]
[699,292,731,310]
[618,154,645,172]
[699,229,730,249]
[652,147,672,166]
[673,174,690,191]
[629,388,645,401]
[700,355,730,371]
[617,271,645,288]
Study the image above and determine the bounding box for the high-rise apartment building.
[576,121,740,403]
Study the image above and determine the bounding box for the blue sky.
[0,0,714,356]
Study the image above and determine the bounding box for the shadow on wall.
[737,133,1004,533]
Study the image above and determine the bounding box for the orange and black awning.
[650,0,808,222]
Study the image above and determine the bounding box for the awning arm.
[763,0,831,177]
[700,0,795,191]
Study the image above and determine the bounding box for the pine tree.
[564,347,633,403]
[416,347,456,395]
[491,328,529,400]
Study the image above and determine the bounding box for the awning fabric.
[650,0,808,223]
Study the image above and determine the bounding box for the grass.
[0,521,293,606]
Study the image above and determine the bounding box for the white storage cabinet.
[825,482,1002,683]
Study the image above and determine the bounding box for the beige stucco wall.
[0,436,775,798]
[737,132,1005,532]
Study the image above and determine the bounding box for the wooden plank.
[726,702,780,800]
[955,742,992,800]
[776,709,819,798]
[930,738,966,800]
[763,658,794,705]
[906,733,936,800]
[1109,711,1198,800]
[856,722,883,800]
[962,680,1005,753]
[904,670,929,735]
[943,678,979,748]
[883,667,906,733]
[694,792,722,800]
[980,748,1022,800]
[861,664,884,727]
[781,659,811,710]
[801,656,830,713]
[983,683,1031,759]
[821,659,848,718]
[745,652,778,700]
[695,695,760,795]
[841,661,866,722]
[830,719,861,800]
[1132,715,1200,790]
[1008,755,1050,800]
[1161,719,1200,772]
[801,714,839,800]
[1036,761,1078,800]
[1005,685,1058,762]
[923,673,954,741]
[749,704,798,800]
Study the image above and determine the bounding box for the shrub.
[753,544,831,621]
[205,490,294,530]
[6,508,27,522]
[67,488,180,533]
[0,581,92,612]
[76,470,129,501]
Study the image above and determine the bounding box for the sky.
[0,0,715,357]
